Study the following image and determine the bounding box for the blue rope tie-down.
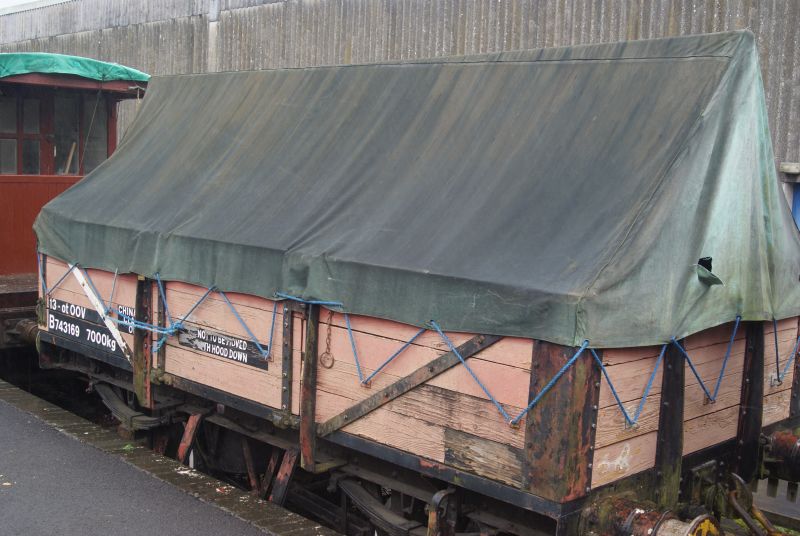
[771,318,800,385]
[81,270,277,359]
[343,313,427,385]
[38,257,77,297]
[591,345,665,428]
[671,315,741,403]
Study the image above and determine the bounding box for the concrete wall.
[1,0,798,166]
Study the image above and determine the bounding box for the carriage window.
[0,97,15,133]
[54,95,80,175]
[82,94,107,173]
[22,139,40,174]
[23,99,39,134]
[0,139,16,173]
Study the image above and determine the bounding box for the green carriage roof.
[0,52,149,82]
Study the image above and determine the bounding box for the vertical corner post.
[654,341,685,509]
[300,303,320,471]
[155,280,166,372]
[524,340,600,502]
[735,321,764,482]
[790,318,800,418]
[281,303,294,417]
[133,275,153,408]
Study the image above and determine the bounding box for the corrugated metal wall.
[1,0,798,165]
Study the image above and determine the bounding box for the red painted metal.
[241,436,259,492]
[0,174,81,275]
[269,448,299,506]
[177,414,203,464]
[259,448,281,499]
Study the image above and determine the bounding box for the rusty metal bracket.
[317,334,501,437]
[269,448,299,506]
[177,412,205,464]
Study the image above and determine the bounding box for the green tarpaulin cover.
[0,52,149,82]
[34,30,800,348]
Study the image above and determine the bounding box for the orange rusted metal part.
[177,413,203,464]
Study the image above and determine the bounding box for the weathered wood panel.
[444,428,524,487]
[592,432,657,488]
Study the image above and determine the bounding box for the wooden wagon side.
[38,256,800,516]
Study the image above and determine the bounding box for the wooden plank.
[315,345,529,410]
[683,404,740,455]
[317,334,501,436]
[591,432,657,488]
[764,389,792,426]
[322,311,533,370]
[45,258,137,306]
[525,340,600,502]
[341,407,446,462]
[164,343,285,408]
[443,428,524,487]
[382,384,525,449]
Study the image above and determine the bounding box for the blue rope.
[43,262,77,296]
[772,318,800,384]
[671,316,740,402]
[218,290,273,359]
[671,337,714,401]
[712,315,741,399]
[592,344,665,427]
[509,341,590,426]
[274,292,343,308]
[107,269,118,314]
[155,273,173,324]
[342,313,426,385]
[36,252,47,296]
[430,320,513,423]
[344,313,366,382]
[779,336,800,382]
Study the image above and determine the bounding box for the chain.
[319,309,335,368]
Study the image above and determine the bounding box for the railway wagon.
[0,52,147,350]
[33,31,800,535]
